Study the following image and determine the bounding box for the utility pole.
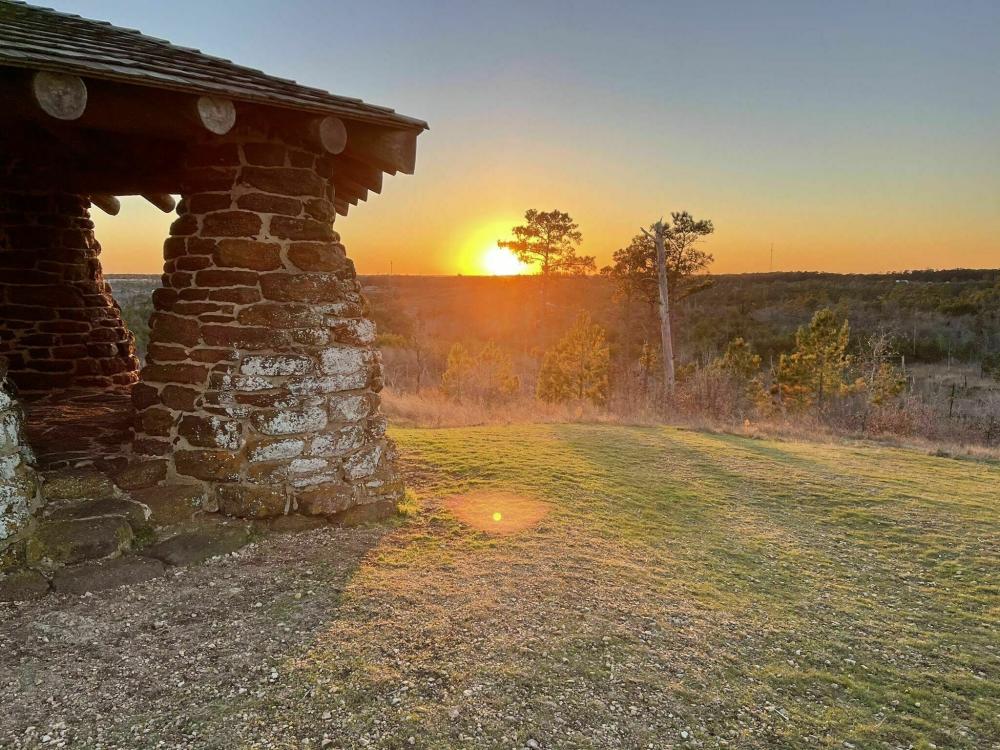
[769,243,774,272]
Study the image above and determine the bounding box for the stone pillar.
[0,191,140,397]
[132,134,401,520]
[0,360,40,551]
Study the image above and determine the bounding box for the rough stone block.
[138,406,175,437]
[268,216,334,242]
[187,193,233,213]
[51,555,165,595]
[237,303,322,329]
[241,143,286,166]
[25,516,133,569]
[240,354,313,377]
[130,484,205,526]
[174,450,241,481]
[287,243,348,272]
[159,385,199,411]
[330,318,376,345]
[319,346,368,377]
[201,210,262,238]
[308,424,366,457]
[179,414,243,450]
[237,192,302,216]
[251,406,327,436]
[41,468,118,502]
[214,239,283,271]
[0,569,50,601]
[247,437,305,462]
[296,482,352,516]
[216,484,287,518]
[111,459,168,490]
[328,393,372,422]
[194,268,260,288]
[259,272,343,303]
[150,312,201,347]
[142,522,252,566]
[343,441,385,480]
[141,363,210,386]
[201,324,282,350]
[241,166,325,197]
[45,496,151,531]
[207,287,262,304]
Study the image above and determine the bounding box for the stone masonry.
[131,131,402,519]
[0,191,140,397]
[0,360,40,549]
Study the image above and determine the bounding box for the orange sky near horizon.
[94,176,999,278]
[65,1,998,279]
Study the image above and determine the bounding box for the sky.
[48,0,1000,276]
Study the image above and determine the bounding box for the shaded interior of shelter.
[0,189,142,472]
[22,386,136,471]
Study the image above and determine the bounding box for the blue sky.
[48,0,1000,274]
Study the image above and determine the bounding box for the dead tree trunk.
[644,221,675,394]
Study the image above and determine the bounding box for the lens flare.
[444,491,550,535]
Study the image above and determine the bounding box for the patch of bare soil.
[0,526,388,749]
[0,501,765,750]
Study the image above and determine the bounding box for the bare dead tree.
[642,220,675,393]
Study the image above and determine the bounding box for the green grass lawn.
[337,424,1000,749]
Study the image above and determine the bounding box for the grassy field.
[316,424,998,749]
[3,425,997,749]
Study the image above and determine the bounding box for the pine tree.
[469,341,520,403]
[537,313,610,406]
[776,309,853,409]
[442,341,520,403]
[441,343,473,401]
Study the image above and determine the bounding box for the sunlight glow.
[445,492,550,536]
[482,245,525,276]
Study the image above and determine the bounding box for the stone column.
[132,134,401,520]
[0,191,140,397]
[0,360,40,553]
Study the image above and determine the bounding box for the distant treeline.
[108,269,1000,367]
[362,269,1000,367]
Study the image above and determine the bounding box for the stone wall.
[0,191,140,397]
[132,133,401,519]
[0,360,40,550]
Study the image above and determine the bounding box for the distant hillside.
[363,269,1000,366]
[108,269,1000,366]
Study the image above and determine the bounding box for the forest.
[113,265,1000,451]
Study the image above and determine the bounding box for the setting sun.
[481,246,525,276]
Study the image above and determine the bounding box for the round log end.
[32,71,88,120]
[196,96,237,135]
[316,116,348,154]
[89,194,121,216]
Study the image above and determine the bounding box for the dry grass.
[382,388,660,428]
[382,388,1000,463]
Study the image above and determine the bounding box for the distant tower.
[769,243,774,272]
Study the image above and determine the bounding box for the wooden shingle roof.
[0,0,427,132]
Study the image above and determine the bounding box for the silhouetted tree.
[500,210,595,337]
